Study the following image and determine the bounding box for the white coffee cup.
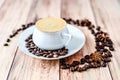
[32,18,72,50]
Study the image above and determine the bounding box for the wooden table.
[0,0,120,80]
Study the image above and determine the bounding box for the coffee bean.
[107,51,112,57]
[46,54,53,58]
[84,64,90,69]
[103,49,108,52]
[96,26,101,31]
[101,63,107,67]
[4,43,8,46]
[76,19,80,25]
[53,54,58,58]
[85,55,90,59]
[43,54,47,57]
[9,35,13,38]
[77,67,83,72]
[71,61,80,67]
[61,65,68,69]
[80,58,86,64]
[6,39,10,42]
[91,30,95,34]
[60,59,66,65]
[60,49,68,55]
[82,66,87,71]
[17,28,22,32]
[109,47,114,51]
[22,24,26,28]
[103,58,111,62]
[70,67,76,72]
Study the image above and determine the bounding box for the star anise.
[90,52,103,63]
[97,33,108,42]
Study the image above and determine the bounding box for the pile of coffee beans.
[60,18,114,72]
[3,17,115,72]
[3,22,35,46]
[25,34,68,58]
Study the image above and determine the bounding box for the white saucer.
[18,24,86,60]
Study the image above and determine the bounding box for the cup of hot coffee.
[32,17,72,50]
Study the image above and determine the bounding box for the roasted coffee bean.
[107,44,113,47]
[88,25,95,30]
[84,64,90,69]
[107,51,112,57]
[53,54,58,58]
[91,30,95,34]
[22,24,26,28]
[109,47,115,51]
[80,58,86,64]
[61,65,68,69]
[9,35,13,38]
[86,59,91,63]
[77,67,83,72]
[43,54,47,57]
[86,21,91,26]
[60,49,68,55]
[101,63,107,67]
[103,49,108,52]
[4,43,8,46]
[76,19,80,25]
[74,65,79,71]
[96,26,101,31]
[71,61,80,67]
[103,54,109,58]
[70,67,76,72]
[103,58,111,62]
[60,59,66,65]
[85,55,90,59]
[17,28,22,32]
[37,53,44,56]
[6,39,10,42]
[46,54,53,58]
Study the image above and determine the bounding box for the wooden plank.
[60,0,112,80]
[91,0,120,80]
[7,0,61,80]
[0,0,5,8]
[0,0,33,80]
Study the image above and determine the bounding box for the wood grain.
[0,0,120,80]
[7,0,61,80]
[60,0,112,80]
[0,0,33,80]
[91,0,120,80]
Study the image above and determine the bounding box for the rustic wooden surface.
[0,0,120,80]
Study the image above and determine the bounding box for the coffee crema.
[35,17,66,32]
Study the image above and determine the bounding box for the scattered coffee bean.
[6,39,10,42]
[96,26,101,31]
[71,61,80,67]
[80,58,86,64]
[109,47,115,51]
[85,55,90,59]
[101,63,107,67]
[4,43,9,46]
[103,58,111,62]
[77,67,83,72]
[70,67,76,72]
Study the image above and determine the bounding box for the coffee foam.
[35,17,66,32]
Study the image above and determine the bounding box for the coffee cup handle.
[62,33,72,46]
